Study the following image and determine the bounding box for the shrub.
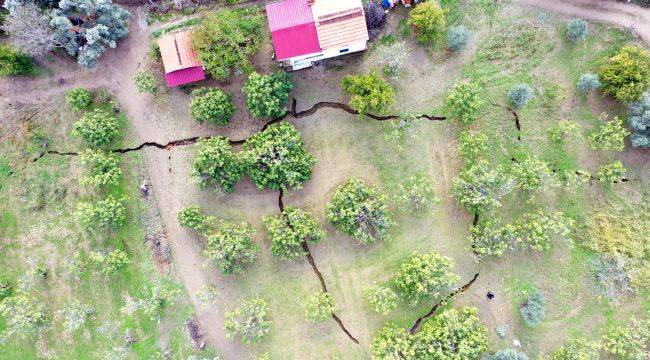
[548,120,580,143]
[133,71,158,94]
[241,122,315,191]
[409,1,446,45]
[177,205,211,233]
[89,249,129,275]
[627,92,650,148]
[76,195,127,231]
[371,323,415,359]
[566,18,588,42]
[327,177,392,244]
[507,83,534,108]
[513,211,573,252]
[263,206,324,261]
[341,71,395,115]
[243,71,293,119]
[445,81,484,124]
[224,297,270,344]
[71,109,120,148]
[459,131,488,165]
[189,88,235,125]
[576,73,601,94]
[190,8,263,80]
[66,88,93,111]
[520,288,546,327]
[0,44,33,76]
[446,25,470,51]
[204,220,259,276]
[596,161,627,184]
[550,337,600,360]
[598,45,650,103]
[191,137,243,193]
[394,173,439,214]
[601,317,650,360]
[57,302,94,334]
[127,282,183,320]
[0,294,46,339]
[452,161,511,215]
[79,149,122,188]
[394,251,460,306]
[363,284,399,315]
[510,154,552,193]
[303,291,336,322]
[588,114,629,151]
[488,348,529,360]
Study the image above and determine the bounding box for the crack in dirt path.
[491,102,522,141]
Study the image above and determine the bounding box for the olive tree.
[76,195,127,231]
[588,114,629,151]
[371,322,414,359]
[57,301,94,334]
[363,284,399,315]
[341,71,395,115]
[445,81,484,124]
[263,207,324,261]
[177,205,212,234]
[596,161,627,184]
[303,291,336,323]
[601,316,650,360]
[71,109,120,148]
[458,130,488,165]
[0,294,47,339]
[204,221,259,276]
[133,71,158,94]
[510,154,553,193]
[452,161,512,215]
[394,173,438,215]
[88,248,129,274]
[189,88,235,125]
[394,251,460,306]
[550,337,599,360]
[548,120,580,143]
[224,297,270,344]
[327,177,392,244]
[243,71,293,119]
[191,137,243,193]
[79,149,122,188]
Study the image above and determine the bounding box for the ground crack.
[491,101,522,141]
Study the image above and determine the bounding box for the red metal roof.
[266,0,322,60]
[157,31,202,73]
[266,0,315,31]
[164,66,206,87]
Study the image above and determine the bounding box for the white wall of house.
[281,40,368,70]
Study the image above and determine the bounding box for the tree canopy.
[190,88,236,125]
[394,251,460,306]
[409,1,446,45]
[263,206,324,261]
[224,297,271,344]
[204,221,259,276]
[71,109,120,148]
[243,71,293,119]
[191,137,244,193]
[303,291,336,323]
[341,71,395,115]
[598,45,650,103]
[445,81,484,124]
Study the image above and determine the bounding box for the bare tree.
[2,4,58,58]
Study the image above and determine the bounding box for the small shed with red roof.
[157,31,206,87]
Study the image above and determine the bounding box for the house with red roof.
[157,31,206,87]
[266,0,370,70]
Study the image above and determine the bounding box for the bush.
[204,220,259,275]
[409,1,446,45]
[596,161,627,184]
[510,154,552,193]
[550,337,599,360]
[79,149,122,188]
[129,282,182,320]
[488,348,529,360]
[589,114,629,152]
[598,45,650,103]
[445,81,484,124]
[627,92,650,148]
[71,109,120,148]
[341,71,395,115]
[56,301,93,334]
[76,195,127,231]
[452,161,510,215]
[363,284,398,315]
[507,83,534,108]
[263,206,324,261]
[394,251,460,306]
[134,71,158,94]
[303,291,336,322]
[241,122,315,191]
[66,88,93,111]
[177,205,211,233]
[371,323,414,359]
[243,71,293,119]
[327,177,392,244]
[375,41,409,77]
[577,73,601,94]
[0,44,33,76]
[520,288,546,327]
[548,120,580,143]
[189,88,235,125]
[446,25,470,51]
[89,249,130,275]
[191,137,244,192]
[566,19,588,42]
[0,294,46,339]
[601,317,650,360]
[458,131,488,165]
[224,297,270,344]
[394,173,439,214]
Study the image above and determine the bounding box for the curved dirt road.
[516,0,650,46]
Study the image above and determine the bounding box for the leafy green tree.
[446,25,470,52]
[412,307,488,359]
[133,71,158,94]
[241,122,316,191]
[487,348,529,360]
[550,337,599,360]
[445,81,484,124]
[224,297,270,344]
[0,44,33,76]
[79,149,122,188]
[510,154,552,193]
[409,1,445,45]
[0,294,46,339]
[459,130,488,165]
[204,221,259,276]
[189,88,236,125]
[66,88,93,111]
[513,211,573,252]
[363,284,399,315]
[303,291,336,322]
[598,45,650,103]
[177,205,212,234]
[327,177,392,244]
[566,19,588,42]
[129,282,183,320]
[371,323,415,359]
[243,71,293,119]
[596,161,627,184]
[576,73,600,94]
[263,206,324,261]
[71,108,120,148]
[627,92,650,148]
[394,251,459,306]
[601,316,650,360]
[452,161,511,215]
[520,288,546,327]
[341,71,395,115]
[508,83,534,108]
[89,249,129,275]
[190,8,263,80]
[589,114,629,151]
[191,137,243,193]
[471,221,514,259]
[548,120,580,143]
[76,195,127,231]
[394,173,439,215]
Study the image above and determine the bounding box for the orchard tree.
[204,221,259,276]
[66,88,93,111]
[363,284,399,315]
[191,137,243,193]
[446,25,470,52]
[190,8,263,80]
[628,92,650,148]
[177,205,212,234]
[409,1,445,45]
[576,73,601,94]
[394,173,439,215]
[130,282,182,320]
[588,114,629,151]
[520,288,546,327]
[512,211,573,252]
[566,19,588,42]
[240,122,316,191]
[470,221,514,259]
[76,195,127,231]
[224,297,270,344]
[243,71,293,119]
[50,0,130,68]
[189,88,235,125]
[508,83,534,108]
[598,45,650,103]
[394,251,460,306]
[326,177,392,244]
[550,337,599,360]
[601,316,650,360]
[71,109,120,148]
[510,154,553,193]
[341,71,395,115]
[452,161,512,215]
[0,294,47,339]
[133,71,158,94]
[1,4,57,58]
[596,161,627,184]
[303,291,336,323]
[263,206,324,261]
[371,323,414,359]
[458,130,488,165]
[88,248,129,274]
[445,81,484,124]
[0,44,33,76]
[79,149,122,188]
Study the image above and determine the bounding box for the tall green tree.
[409,1,446,45]
[190,88,236,125]
[224,297,271,344]
[263,207,324,261]
[394,251,459,306]
[243,71,293,119]
[204,221,259,276]
[192,137,243,193]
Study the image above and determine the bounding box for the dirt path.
[516,0,650,46]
